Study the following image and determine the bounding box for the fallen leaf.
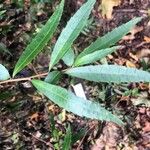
[129,52,139,61]
[91,123,122,150]
[60,109,66,122]
[35,131,42,138]
[126,60,136,68]
[143,122,150,132]
[122,26,143,40]
[144,36,150,43]
[138,107,146,114]
[131,92,150,107]
[99,0,121,19]
[129,0,134,4]
[30,112,39,121]
[139,83,149,91]
[136,49,150,59]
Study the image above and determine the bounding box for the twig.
[23,130,53,149]
[0,72,48,85]
[77,124,96,150]
[115,9,148,14]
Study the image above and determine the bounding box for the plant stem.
[0,72,48,85]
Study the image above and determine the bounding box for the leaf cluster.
[1,0,150,126]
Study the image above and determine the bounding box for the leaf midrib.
[68,69,144,78]
[75,48,116,66]
[14,11,60,75]
[77,20,138,59]
[51,1,94,66]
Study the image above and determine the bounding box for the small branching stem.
[0,72,48,85]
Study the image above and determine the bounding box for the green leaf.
[32,80,124,125]
[0,64,10,81]
[49,0,96,69]
[44,71,61,84]
[0,92,12,101]
[62,49,75,66]
[74,46,120,66]
[66,65,150,83]
[0,10,6,16]
[71,128,86,144]
[13,0,64,77]
[62,125,72,150]
[76,17,142,60]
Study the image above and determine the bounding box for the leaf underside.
[66,65,150,83]
[32,80,124,126]
[0,64,10,81]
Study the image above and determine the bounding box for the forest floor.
[0,0,150,149]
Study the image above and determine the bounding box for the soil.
[0,0,150,149]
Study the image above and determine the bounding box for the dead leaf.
[30,112,39,121]
[136,49,150,59]
[126,60,136,68]
[91,123,122,150]
[129,52,139,61]
[122,26,143,40]
[131,92,150,107]
[144,36,150,43]
[129,0,134,4]
[99,0,121,19]
[139,83,150,91]
[143,122,150,132]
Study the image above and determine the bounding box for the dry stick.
[0,72,48,85]
[23,129,53,149]
[115,9,148,14]
[77,124,96,150]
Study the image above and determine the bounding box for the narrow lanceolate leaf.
[44,71,61,84]
[66,65,150,83]
[0,64,10,81]
[13,0,64,77]
[49,0,96,69]
[0,10,6,16]
[32,80,124,125]
[62,49,75,66]
[76,17,142,60]
[71,128,86,145]
[74,46,120,66]
[62,125,72,150]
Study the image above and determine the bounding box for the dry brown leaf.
[136,49,150,59]
[139,83,150,91]
[129,52,139,61]
[144,36,150,43]
[129,0,134,4]
[126,60,136,68]
[143,122,150,132]
[122,26,143,40]
[91,123,122,150]
[30,112,39,121]
[100,0,121,19]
